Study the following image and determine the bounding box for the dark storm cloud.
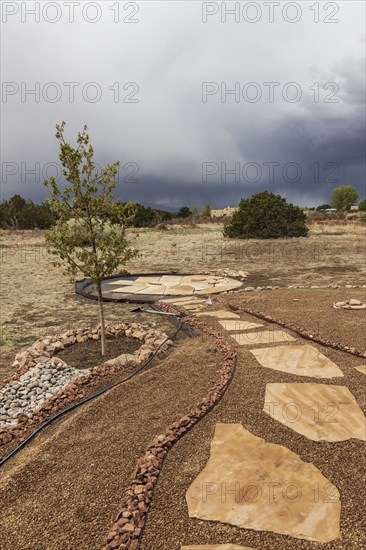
[1,1,365,207]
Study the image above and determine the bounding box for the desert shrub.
[223,191,308,239]
[0,195,57,229]
[358,198,366,211]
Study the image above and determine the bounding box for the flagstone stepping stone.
[186,424,340,543]
[135,285,167,295]
[166,284,195,295]
[195,310,240,319]
[355,365,366,374]
[231,330,296,346]
[181,545,256,550]
[264,383,366,441]
[160,297,206,305]
[250,345,343,378]
[218,320,263,332]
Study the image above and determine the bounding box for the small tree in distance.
[177,206,191,218]
[192,207,199,218]
[331,185,358,211]
[44,122,137,356]
[201,204,211,217]
[358,198,366,211]
[223,191,308,239]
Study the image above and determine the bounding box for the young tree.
[44,122,137,356]
[223,191,308,239]
[192,207,199,218]
[331,185,359,211]
[201,204,212,217]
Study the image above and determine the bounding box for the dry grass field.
[1,222,365,381]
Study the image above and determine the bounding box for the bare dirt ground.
[1,223,365,380]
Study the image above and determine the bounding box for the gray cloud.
[1,1,365,207]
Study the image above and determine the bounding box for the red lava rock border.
[222,302,366,358]
[0,323,173,448]
[103,305,237,550]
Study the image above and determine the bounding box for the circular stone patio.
[76,273,243,303]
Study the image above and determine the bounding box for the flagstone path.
[151,301,365,548]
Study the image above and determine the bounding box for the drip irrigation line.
[0,311,187,469]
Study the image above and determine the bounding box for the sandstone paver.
[250,345,343,378]
[232,330,296,345]
[186,424,341,543]
[264,383,366,441]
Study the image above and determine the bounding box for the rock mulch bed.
[0,323,173,448]
[0,359,89,428]
[104,309,237,550]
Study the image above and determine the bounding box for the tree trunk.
[97,283,106,356]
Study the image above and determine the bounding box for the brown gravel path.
[0,335,222,550]
[217,288,366,352]
[140,312,366,549]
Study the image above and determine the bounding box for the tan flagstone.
[183,305,205,312]
[250,345,343,378]
[160,275,184,282]
[134,276,163,284]
[186,423,340,543]
[355,365,366,375]
[181,545,255,550]
[165,284,195,295]
[263,383,366,442]
[160,297,205,304]
[232,330,296,345]
[213,281,243,291]
[195,310,240,319]
[196,286,230,295]
[107,279,141,286]
[110,284,147,294]
[183,276,210,282]
[218,320,263,331]
[135,285,167,295]
[187,282,212,291]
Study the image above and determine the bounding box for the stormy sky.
[1,1,365,209]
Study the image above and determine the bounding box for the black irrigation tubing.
[0,310,189,469]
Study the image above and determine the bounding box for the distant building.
[325,208,337,212]
[211,206,238,218]
[350,205,359,211]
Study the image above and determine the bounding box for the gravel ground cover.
[216,289,366,352]
[0,359,89,428]
[140,313,366,550]
[0,335,222,550]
